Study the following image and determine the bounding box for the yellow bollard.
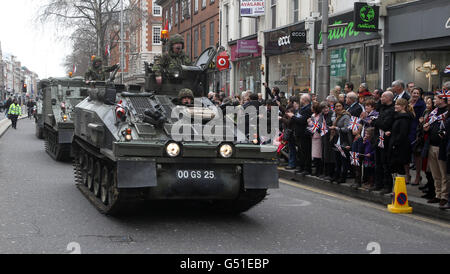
[388,177,413,214]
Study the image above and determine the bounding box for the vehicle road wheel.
[93,161,102,198]
[87,157,95,191]
[100,166,110,205]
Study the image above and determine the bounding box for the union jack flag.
[350,152,360,166]
[330,105,335,112]
[436,90,450,99]
[378,129,385,148]
[335,137,347,158]
[309,119,320,134]
[348,116,361,132]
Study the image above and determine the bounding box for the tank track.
[72,139,140,216]
[44,126,71,161]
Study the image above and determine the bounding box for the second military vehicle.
[72,47,279,215]
[39,77,88,161]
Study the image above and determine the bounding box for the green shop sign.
[330,48,347,77]
[354,2,380,32]
[315,11,380,48]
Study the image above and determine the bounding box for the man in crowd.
[344,82,354,94]
[407,82,415,95]
[287,94,312,176]
[372,91,396,194]
[423,91,448,206]
[346,92,363,117]
[4,97,13,118]
[392,80,411,102]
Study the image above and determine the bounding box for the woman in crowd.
[329,102,352,184]
[320,101,336,181]
[409,87,426,185]
[309,102,324,176]
[416,96,436,199]
[387,98,415,179]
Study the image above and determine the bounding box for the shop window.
[329,48,348,89]
[269,52,311,96]
[366,45,380,90]
[350,47,363,89]
[235,59,262,94]
[395,50,450,92]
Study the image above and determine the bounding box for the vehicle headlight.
[166,143,181,157]
[220,144,233,158]
[173,71,180,78]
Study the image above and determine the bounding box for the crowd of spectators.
[268,80,450,210]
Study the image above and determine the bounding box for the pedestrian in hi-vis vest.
[8,99,21,130]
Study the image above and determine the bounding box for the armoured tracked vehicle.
[40,77,88,161]
[72,48,279,215]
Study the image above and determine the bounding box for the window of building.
[153,1,162,16]
[175,2,179,25]
[201,25,206,52]
[186,32,191,59]
[194,0,198,13]
[350,47,364,88]
[395,50,450,92]
[366,45,380,90]
[194,28,199,58]
[185,0,191,18]
[271,0,277,29]
[209,21,215,47]
[225,5,229,42]
[181,1,185,21]
[202,0,206,9]
[292,0,299,23]
[210,0,214,4]
[153,26,162,45]
[170,6,173,28]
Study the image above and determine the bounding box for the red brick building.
[110,0,163,84]
[156,0,220,60]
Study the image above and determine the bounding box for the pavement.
[278,167,450,222]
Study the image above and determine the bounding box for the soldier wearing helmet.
[85,56,119,82]
[153,34,192,85]
[178,88,194,106]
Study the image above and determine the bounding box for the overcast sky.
[0,0,73,79]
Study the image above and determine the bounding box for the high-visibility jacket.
[8,103,22,116]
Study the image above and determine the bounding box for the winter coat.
[331,113,352,148]
[388,112,413,166]
[292,103,312,139]
[321,111,336,164]
[347,102,363,118]
[409,99,426,145]
[374,102,395,149]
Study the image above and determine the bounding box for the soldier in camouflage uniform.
[153,34,192,85]
[85,56,119,81]
[178,88,194,106]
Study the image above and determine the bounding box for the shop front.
[229,36,263,96]
[264,22,311,97]
[384,0,450,91]
[315,11,381,91]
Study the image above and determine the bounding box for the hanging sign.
[354,2,380,32]
[240,0,265,17]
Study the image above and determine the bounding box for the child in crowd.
[351,124,364,189]
[362,127,376,189]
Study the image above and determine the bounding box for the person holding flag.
[308,102,324,177]
[329,102,352,184]
[320,101,336,181]
[423,89,449,206]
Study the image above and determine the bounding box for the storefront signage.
[354,2,379,32]
[264,22,307,56]
[315,11,379,48]
[237,39,259,54]
[291,31,307,43]
[278,35,291,46]
[240,0,265,17]
[330,48,347,77]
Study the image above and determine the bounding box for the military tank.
[72,47,279,215]
[40,77,88,161]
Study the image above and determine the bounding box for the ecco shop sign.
[278,31,307,47]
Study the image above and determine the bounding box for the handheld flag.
[348,116,361,132]
[350,152,360,166]
[378,129,385,148]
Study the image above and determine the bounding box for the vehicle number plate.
[176,170,216,181]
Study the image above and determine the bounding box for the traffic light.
[22,83,27,93]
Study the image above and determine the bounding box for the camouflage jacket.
[84,64,118,81]
[152,52,192,77]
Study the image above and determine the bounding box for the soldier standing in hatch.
[153,34,192,85]
[178,89,194,106]
[85,56,119,82]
